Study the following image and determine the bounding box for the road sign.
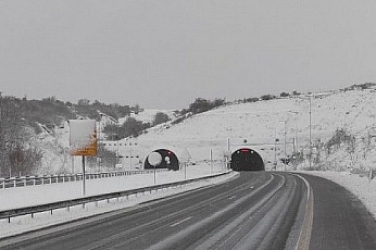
[69,120,97,156]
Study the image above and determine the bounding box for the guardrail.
[0,169,168,189]
[0,171,232,223]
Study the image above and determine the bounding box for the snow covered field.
[0,163,235,239]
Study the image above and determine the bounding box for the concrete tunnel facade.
[230,148,265,171]
[143,146,264,172]
[144,149,180,171]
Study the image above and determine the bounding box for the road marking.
[294,174,314,250]
[228,195,237,200]
[169,216,192,227]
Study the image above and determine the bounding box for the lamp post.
[275,119,289,171]
[274,122,280,171]
[285,111,299,170]
[274,111,299,171]
[296,94,313,169]
[284,121,287,171]
[274,138,279,171]
[98,114,102,173]
[309,95,312,169]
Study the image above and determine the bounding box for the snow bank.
[0,163,236,239]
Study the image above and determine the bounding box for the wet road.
[1,172,375,249]
[0,172,308,249]
[301,174,376,250]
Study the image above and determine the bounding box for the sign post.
[82,156,86,195]
[148,152,162,184]
[69,120,97,196]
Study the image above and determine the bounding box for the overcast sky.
[1,0,376,109]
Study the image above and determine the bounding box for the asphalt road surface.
[1,172,376,250]
[301,174,376,250]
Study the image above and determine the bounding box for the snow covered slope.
[136,89,376,172]
[39,89,376,173]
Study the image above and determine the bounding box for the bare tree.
[0,94,43,177]
[346,135,356,166]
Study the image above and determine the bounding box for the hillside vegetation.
[0,94,226,176]
[0,95,140,177]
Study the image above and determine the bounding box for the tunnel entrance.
[231,148,264,171]
[144,149,180,171]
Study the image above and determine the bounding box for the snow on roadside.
[0,164,237,239]
[300,171,376,220]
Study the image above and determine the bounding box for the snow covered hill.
[135,89,376,172]
[39,88,376,174]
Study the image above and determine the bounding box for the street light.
[98,114,103,173]
[285,111,299,165]
[275,119,288,171]
[296,94,313,169]
[275,111,300,171]
[309,95,312,169]
[274,138,279,171]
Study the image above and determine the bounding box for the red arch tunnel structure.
[231,148,265,171]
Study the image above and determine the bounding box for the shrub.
[152,112,170,126]
[292,90,301,96]
[326,128,354,153]
[280,92,290,98]
[244,97,259,103]
[188,98,225,114]
[103,117,150,139]
[260,94,276,101]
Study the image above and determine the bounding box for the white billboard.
[69,120,97,156]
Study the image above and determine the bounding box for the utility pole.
[309,95,312,169]
[82,156,86,196]
[0,92,2,177]
[284,121,287,171]
[274,138,279,171]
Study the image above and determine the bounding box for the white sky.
[1,0,376,109]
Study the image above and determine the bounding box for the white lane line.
[169,216,192,227]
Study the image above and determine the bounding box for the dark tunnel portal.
[231,148,265,171]
[144,149,180,171]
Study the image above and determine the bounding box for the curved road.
[1,172,376,249]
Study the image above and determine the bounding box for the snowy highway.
[1,171,376,249]
[0,172,310,249]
